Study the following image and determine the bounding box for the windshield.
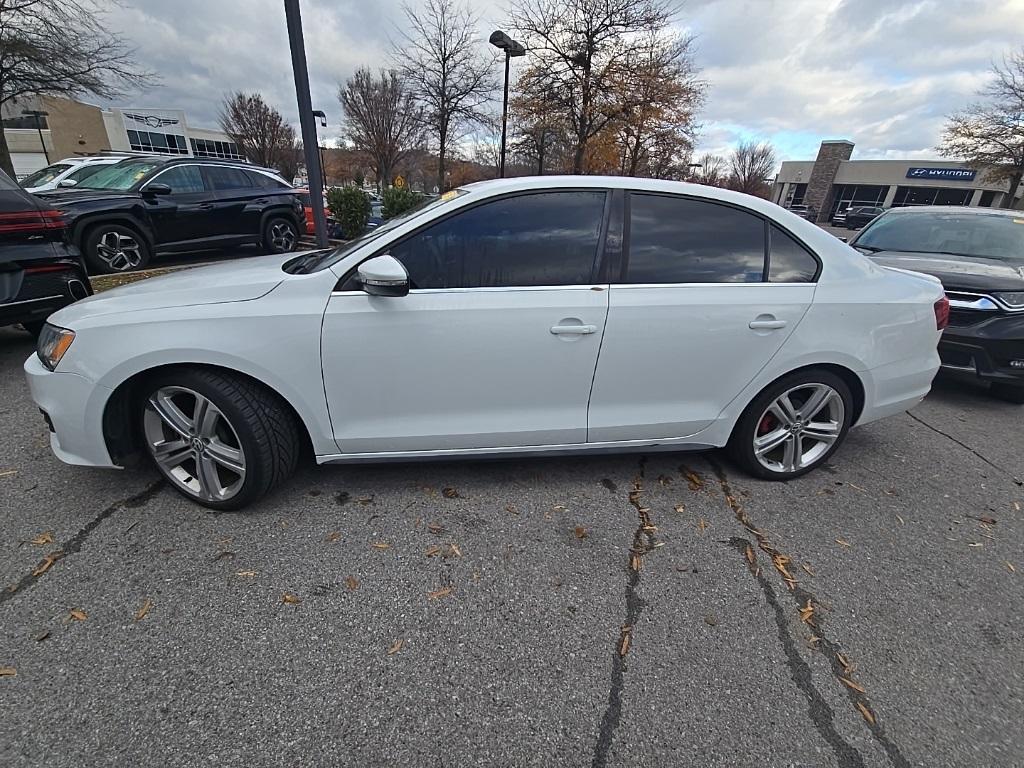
[855,211,1024,265]
[79,161,162,190]
[301,190,467,272]
[20,164,72,188]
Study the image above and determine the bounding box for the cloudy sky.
[101,0,1024,162]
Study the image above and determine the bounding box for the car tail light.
[934,296,950,331]
[0,209,65,234]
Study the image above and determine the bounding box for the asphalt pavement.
[0,323,1022,767]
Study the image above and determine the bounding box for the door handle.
[199,203,215,210]
[749,319,787,330]
[550,324,597,335]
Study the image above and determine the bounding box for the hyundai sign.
[906,167,977,181]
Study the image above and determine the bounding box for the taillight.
[0,209,65,234]
[934,296,950,331]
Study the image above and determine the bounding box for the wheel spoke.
[206,439,244,474]
[151,439,192,470]
[195,455,223,500]
[800,385,833,420]
[193,395,221,438]
[781,434,798,472]
[754,427,790,456]
[803,421,840,444]
[769,395,798,427]
[149,393,194,438]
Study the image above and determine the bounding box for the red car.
[296,188,331,235]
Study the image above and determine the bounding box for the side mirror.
[57,178,78,188]
[143,183,172,197]
[358,254,409,297]
[836,235,848,243]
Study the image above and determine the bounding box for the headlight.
[994,292,1024,309]
[36,323,75,371]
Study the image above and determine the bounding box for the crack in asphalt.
[906,411,1022,486]
[708,459,910,768]
[0,479,164,607]
[591,457,654,768]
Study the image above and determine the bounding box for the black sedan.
[0,169,91,336]
[851,206,1024,402]
[844,206,885,229]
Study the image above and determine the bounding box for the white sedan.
[25,177,947,509]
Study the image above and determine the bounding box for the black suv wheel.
[263,216,298,254]
[84,223,152,273]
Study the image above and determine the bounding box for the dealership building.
[773,140,1023,224]
[2,96,243,178]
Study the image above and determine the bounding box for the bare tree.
[510,85,567,174]
[395,0,496,192]
[689,152,728,187]
[939,49,1024,208]
[0,0,155,177]
[509,0,680,173]
[218,92,297,175]
[339,68,424,191]
[728,140,777,197]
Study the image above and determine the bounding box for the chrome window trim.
[329,281,816,297]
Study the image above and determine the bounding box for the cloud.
[100,0,1024,160]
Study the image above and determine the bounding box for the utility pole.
[284,0,328,247]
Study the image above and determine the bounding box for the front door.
[588,193,820,441]
[321,190,611,454]
[142,164,219,247]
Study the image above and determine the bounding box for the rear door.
[587,192,820,441]
[202,165,259,239]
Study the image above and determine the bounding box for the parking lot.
[1,310,1021,767]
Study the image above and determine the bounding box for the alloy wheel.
[270,221,296,251]
[95,230,144,271]
[752,383,845,474]
[143,386,247,502]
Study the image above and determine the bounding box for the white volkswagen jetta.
[25,177,947,509]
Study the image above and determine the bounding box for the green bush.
[326,186,370,239]
[382,187,423,220]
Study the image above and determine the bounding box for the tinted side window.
[154,165,205,194]
[626,194,766,283]
[390,191,607,289]
[245,170,287,188]
[769,225,818,282]
[206,166,252,191]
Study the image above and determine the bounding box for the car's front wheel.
[728,369,853,480]
[83,223,152,274]
[139,368,301,510]
[263,216,299,254]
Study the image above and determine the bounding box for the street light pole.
[489,31,526,179]
[283,0,328,248]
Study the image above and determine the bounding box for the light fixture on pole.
[489,30,526,179]
[22,109,50,164]
[312,109,328,187]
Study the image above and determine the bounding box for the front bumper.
[23,353,118,468]
[939,312,1024,386]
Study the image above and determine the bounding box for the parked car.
[831,207,848,226]
[844,206,885,229]
[18,156,128,194]
[35,158,304,273]
[25,177,946,509]
[0,169,91,337]
[295,188,332,236]
[852,206,1024,402]
[366,201,384,231]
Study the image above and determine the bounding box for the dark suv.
[852,206,1024,402]
[35,157,304,273]
[0,168,91,336]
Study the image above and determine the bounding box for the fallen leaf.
[442,487,459,498]
[32,552,61,577]
[704,614,718,627]
[658,475,672,486]
[0,667,15,677]
[800,563,815,577]
[618,625,632,656]
[35,630,50,642]
[968,542,983,548]
[1008,562,1016,573]
[427,522,444,535]
[344,575,359,590]
[427,586,453,600]
[29,531,53,546]
[553,504,566,512]
[673,503,685,513]
[697,518,707,533]
[134,599,153,622]
[979,516,997,526]
[799,599,815,625]
[387,638,404,655]
[505,505,518,515]
[895,514,905,525]
[807,635,821,647]
[856,701,876,725]
[835,538,851,547]
[281,593,301,604]
[0,469,17,478]
[1014,501,1021,512]
[236,570,258,577]
[574,526,587,540]
[683,470,704,491]
[444,543,462,558]
[371,542,391,550]
[839,676,866,693]
[421,486,436,496]
[837,652,853,674]
[356,495,374,505]
[68,609,87,622]
[630,552,642,572]
[424,545,441,557]
[744,544,756,565]
[325,531,342,542]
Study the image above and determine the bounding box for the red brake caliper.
[758,412,776,436]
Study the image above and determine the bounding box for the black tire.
[991,382,1024,404]
[21,320,45,338]
[83,223,152,274]
[728,369,854,481]
[262,216,299,254]
[138,368,302,510]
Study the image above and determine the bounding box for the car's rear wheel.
[263,216,298,254]
[139,369,301,510]
[84,223,152,274]
[728,369,853,480]
[991,382,1024,404]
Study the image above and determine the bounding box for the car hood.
[34,188,141,206]
[49,252,300,326]
[867,250,1024,292]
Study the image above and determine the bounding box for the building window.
[829,184,888,217]
[979,190,997,208]
[784,183,807,207]
[190,138,245,160]
[892,186,972,207]
[128,129,188,155]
